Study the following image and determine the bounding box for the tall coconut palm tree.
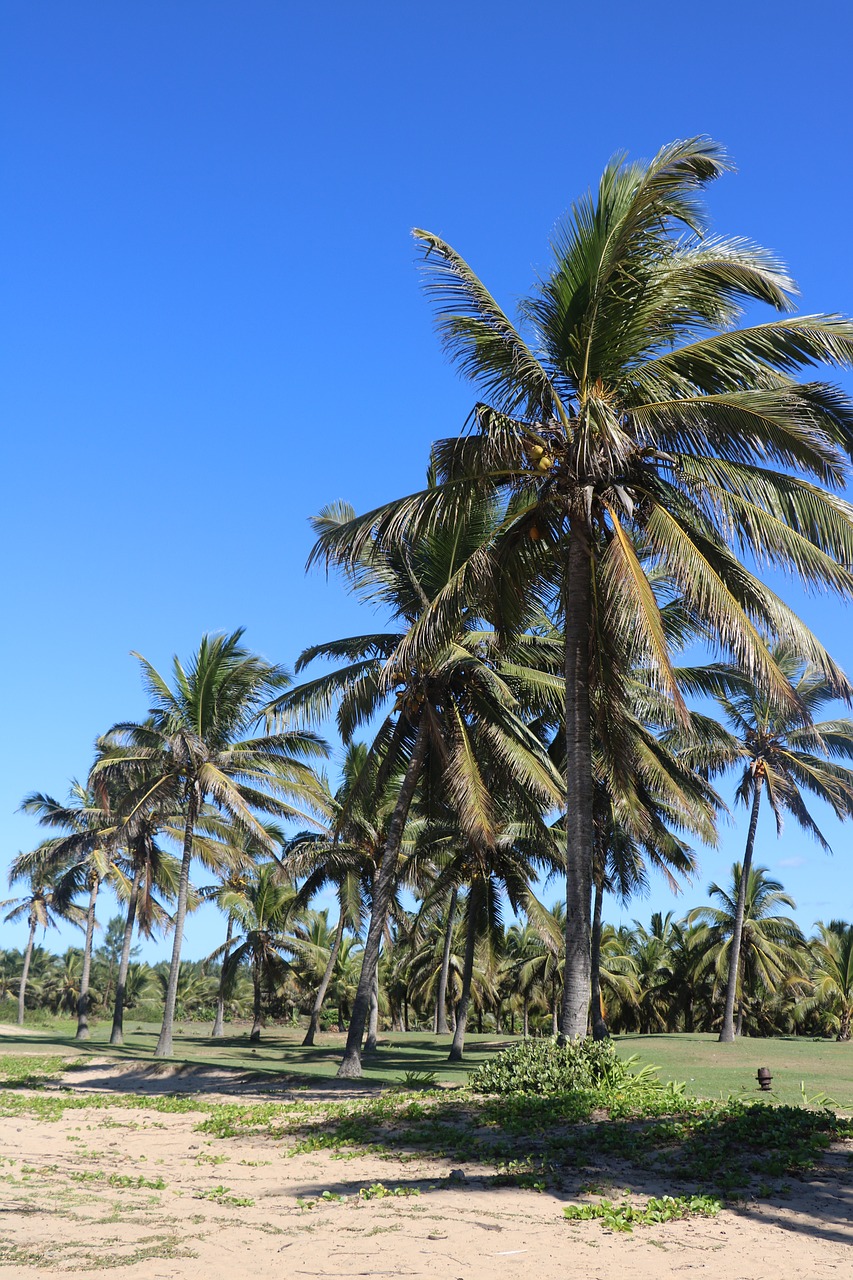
[681,649,853,1040]
[278,500,564,1076]
[95,630,328,1057]
[690,864,807,1034]
[312,138,853,1039]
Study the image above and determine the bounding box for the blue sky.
[3,0,853,959]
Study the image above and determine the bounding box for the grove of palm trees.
[6,135,853,1277]
[7,140,853,1070]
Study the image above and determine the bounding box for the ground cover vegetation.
[7,136,853,1090]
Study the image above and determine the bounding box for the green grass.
[0,1020,512,1085]
[613,1033,853,1111]
[2,1021,853,1108]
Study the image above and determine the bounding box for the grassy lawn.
[0,1020,513,1085]
[615,1032,853,1111]
[2,1020,852,1107]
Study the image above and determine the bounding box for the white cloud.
[777,857,807,868]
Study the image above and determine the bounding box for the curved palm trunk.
[590,875,609,1040]
[303,909,345,1046]
[250,953,262,1042]
[337,717,428,1079]
[435,886,457,1036]
[211,914,235,1038]
[17,918,37,1026]
[156,787,199,1058]
[364,964,380,1053]
[449,882,481,1063]
[76,877,100,1041]
[559,521,594,1042]
[110,860,143,1045]
[719,775,763,1043]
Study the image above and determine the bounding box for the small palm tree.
[212,864,301,1041]
[3,854,83,1024]
[19,782,122,1040]
[96,630,328,1057]
[685,650,853,1040]
[803,921,853,1041]
[690,864,807,1034]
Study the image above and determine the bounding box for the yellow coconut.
[537,455,554,472]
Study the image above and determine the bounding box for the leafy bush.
[468,1036,665,1097]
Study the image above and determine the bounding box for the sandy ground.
[0,1065,851,1279]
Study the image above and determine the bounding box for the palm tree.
[803,921,853,1041]
[313,138,853,1039]
[108,815,181,1045]
[683,650,853,1041]
[4,852,82,1025]
[96,630,328,1057]
[280,500,564,1076]
[19,782,121,1040]
[690,864,806,1034]
[212,864,301,1041]
[194,816,286,1039]
[281,744,399,1047]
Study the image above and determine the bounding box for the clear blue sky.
[3,0,853,959]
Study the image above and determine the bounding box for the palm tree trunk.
[303,909,345,1046]
[364,963,380,1053]
[559,520,594,1042]
[156,786,199,1059]
[435,886,457,1036]
[110,861,143,1045]
[17,918,37,1026]
[76,876,100,1041]
[337,716,429,1079]
[551,974,559,1037]
[523,995,529,1038]
[590,876,609,1040]
[211,915,235,1039]
[719,774,763,1043]
[250,953,262,1041]
[449,882,481,1062]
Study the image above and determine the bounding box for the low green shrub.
[563,1193,720,1231]
[468,1036,664,1098]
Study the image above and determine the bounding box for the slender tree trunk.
[303,909,345,1046]
[523,995,529,1038]
[590,876,609,1040]
[211,914,235,1039]
[551,974,559,1037]
[156,787,199,1058]
[449,882,481,1062]
[719,774,763,1043]
[250,953,262,1041]
[17,919,37,1026]
[76,877,100,1041]
[337,716,428,1079]
[435,886,457,1036]
[110,861,143,1045]
[403,995,409,1031]
[559,520,594,1042]
[364,962,380,1053]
